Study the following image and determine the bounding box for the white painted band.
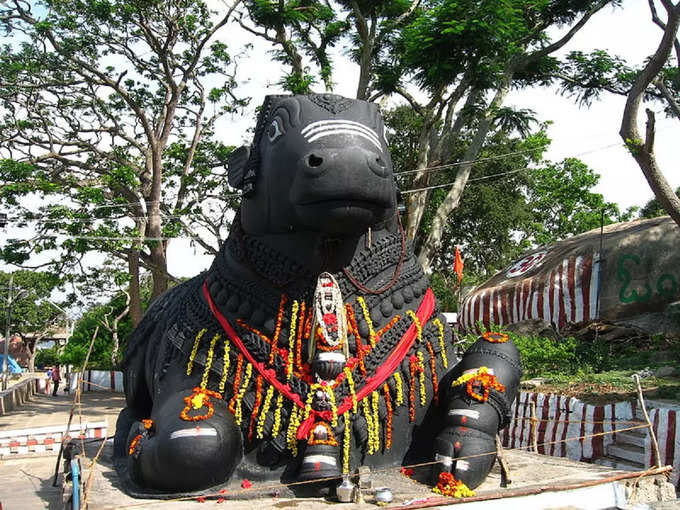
[435,453,453,466]
[318,352,346,362]
[448,409,480,420]
[169,428,218,440]
[456,460,470,471]
[302,454,337,466]
[301,120,381,144]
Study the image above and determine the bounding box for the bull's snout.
[300,147,390,179]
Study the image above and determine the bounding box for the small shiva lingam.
[298,272,349,482]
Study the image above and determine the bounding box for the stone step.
[596,456,644,472]
[615,429,647,448]
[607,443,646,465]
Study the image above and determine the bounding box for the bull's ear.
[227,146,251,189]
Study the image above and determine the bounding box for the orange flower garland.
[382,383,393,450]
[141,418,154,430]
[425,342,439,406]
[247,376,264,441]
[482,331,509,343]
[180,387,223,422]
[308,421,339,446]
[295,302,306,371]
[416,352,426,406]
[128,434,143,456]
[432,472,475,498]
[451,367,506,403]
[270,294,288,364]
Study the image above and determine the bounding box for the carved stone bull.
[114,94,521,498]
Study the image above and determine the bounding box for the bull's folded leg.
[126,389,244,492]
[433,333,522,490]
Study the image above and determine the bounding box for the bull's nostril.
[308,154,324,167]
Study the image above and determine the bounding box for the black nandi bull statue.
[114,94,521,498]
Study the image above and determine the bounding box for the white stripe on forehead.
[301,120,383,151]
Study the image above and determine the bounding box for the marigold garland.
[342,413,352,474]
[408,356,417,422]
[186,328,207,376]
[270,294,288,364]
[180,387,223,422]
[128,434,143,456]
[371,390,380,452]
[228,355,245,413]
[247,376,264,441]
[256,384,275,440]
[308,421,338,446]
[286,406,301,456]
[233,363,253,425]
[344,366,358,413]
[432,472,475,498]
[451,366,506,403]
[406,310,422,343]
[200,333,220,390]
[295,301,306,371]
[286,301,299,380]
[416,352,427,406]
[482,331,509,343]
[141,418,154,430]
[345,304,366,374]
[375,315,400,341]
[217,339,231,394]
[393,372,404,406]
[362,397,377,454]
[432,318,448,369]
[271,393,284,437]
[425,342,439,406]
[382,383,393,450]
[356,296,377,347]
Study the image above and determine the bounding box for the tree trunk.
[149,242,169,301]
[417,73,513,272]
[128,249,143,326]
[404,112,436,241]
[25,337,37,373]
[620,2,680,229]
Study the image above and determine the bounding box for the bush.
[35,347,60,368]
[511,334,578,377]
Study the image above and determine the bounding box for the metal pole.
[2,275,14,390]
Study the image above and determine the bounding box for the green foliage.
[35,347,60,368]
[511,334,578,378]
[639,187,680,219]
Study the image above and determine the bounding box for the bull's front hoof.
[126,392,244,492]
[432,426,496,490]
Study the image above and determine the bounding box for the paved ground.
[0,392,674,510]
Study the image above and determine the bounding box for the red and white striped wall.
[68,370,124,393]
[0,421,108,457]
[648,407,680,488]
[503,392,680,490]
[502,392,635,463]
[460,252,601,332]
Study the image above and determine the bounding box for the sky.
[2,0,678,286]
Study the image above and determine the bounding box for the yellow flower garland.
[200,333,220,389]
[217,339,231,394]
[393,372,404,406]
[371,391,380,452]
[416,351,427,406]
[357,296,377,347]
[344,367,358,413]
[342,413,352,474]
[271,393,284,437]
[451,366,491,387]
[286,300,299,380]
[256,385,276,439]
[432,318,448,369]
[406,310,422,343]
[233,363,253,425]
[363,398,377,455]
[186,328,207,376]
[286,406,301,456]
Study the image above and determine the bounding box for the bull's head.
[227,94,397,236]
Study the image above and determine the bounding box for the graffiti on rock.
[617,253,679,303]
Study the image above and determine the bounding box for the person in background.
[51,364,61,396]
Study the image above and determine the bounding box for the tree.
[0,270,68,371]
[639,186,680,218]
[0,0,244,323]
[620,0,680,228]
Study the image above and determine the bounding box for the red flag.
[453,246,464,283]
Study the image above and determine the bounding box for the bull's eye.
[267,119,283,142]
